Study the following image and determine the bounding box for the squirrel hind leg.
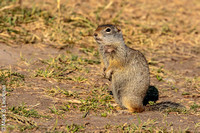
[128,106,144,113]
[122,96,144,113]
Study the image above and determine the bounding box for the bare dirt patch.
[0,0,200,132]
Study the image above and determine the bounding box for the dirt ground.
[0,0,200,132]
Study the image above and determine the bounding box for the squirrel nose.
[94,33,98,37]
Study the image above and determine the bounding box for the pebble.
[163,77,176,84]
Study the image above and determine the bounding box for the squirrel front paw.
[102,67,106,77]
[105,69,113,81]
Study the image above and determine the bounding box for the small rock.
[163,77,176,84]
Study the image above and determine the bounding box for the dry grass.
[1,0,200,49]
[0,0,200,132]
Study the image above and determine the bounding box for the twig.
[0,4,20,12]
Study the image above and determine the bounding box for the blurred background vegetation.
[1,0,199,50]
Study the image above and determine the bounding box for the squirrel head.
[93,24,124,46]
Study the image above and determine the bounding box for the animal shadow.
[143,86,185,111]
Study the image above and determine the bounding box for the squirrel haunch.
[94,24,150,113]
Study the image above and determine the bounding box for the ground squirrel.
[93,24,150,113]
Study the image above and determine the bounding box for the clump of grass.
[0,5,50,45]
[66,124,85,133]
[190,103,200,112]
[101,112,108,117]
[185,77,200,91]
[35,54,79,79]
[182,92,190,95]
[52,86,114,116]
[141,26,158,34]
[0,69,25,89]
[150,66,165,82]
[59,104,71,112]
[9,104,42,118]
[6,104,40,132]
[115,118,187,132]
[18,125,37,132]
[35,54,100,81]
[116,117,157,132]
[46,86,79,98]
[49,105,64,115]
[72,76,87,82]
[0,0,97,48]
[161,24,172,35]
[71,87,114,114]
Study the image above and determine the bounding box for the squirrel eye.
[105,28,111,33]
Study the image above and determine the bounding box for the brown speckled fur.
[94,24,150,113]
